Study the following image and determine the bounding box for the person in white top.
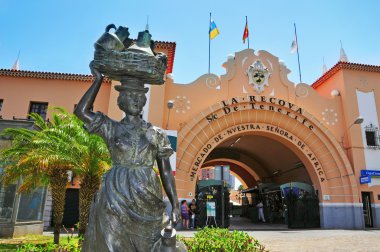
[257,200,266,222]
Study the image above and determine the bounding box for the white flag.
[12,59,19,70]
[290,37,297,53]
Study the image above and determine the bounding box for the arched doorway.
[175,96,362,228]
[203,158,260,189]
[203,135,312,184]
[198,134,318,228]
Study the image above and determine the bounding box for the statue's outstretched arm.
[74,61,103,124]
[157,157,180,225]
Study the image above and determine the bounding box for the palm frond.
[1,107,110,193]
[28,113,49,130]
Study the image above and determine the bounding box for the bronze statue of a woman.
[75,26,184,252]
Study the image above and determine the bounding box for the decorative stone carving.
[322,109,338,126]
[246,60,270,94]
[205,76,219,89]
[295,83,309,98]
[174,96,191,114]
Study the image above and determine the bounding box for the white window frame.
[364,123,380,149]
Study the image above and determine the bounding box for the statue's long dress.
[82,113,173,252]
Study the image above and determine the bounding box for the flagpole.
[294,23,302,83]
[246,16,249,49]
[208,12,211,74]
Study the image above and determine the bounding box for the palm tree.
[47,109,111,236]
[0,108,110,243]
[73,132,110,237]
[0,112,74,244]
[45,110,111,238]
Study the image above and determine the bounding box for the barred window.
[29,102,48,120]
[364,123,380,148]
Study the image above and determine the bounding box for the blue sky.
[0,0,379,85]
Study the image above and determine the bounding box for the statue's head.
[115,78,148,116]
[117,89,147,116]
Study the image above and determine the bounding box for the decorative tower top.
[322,57,328,74]
[339,40,348,62]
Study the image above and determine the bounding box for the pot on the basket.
[95,24,125,51]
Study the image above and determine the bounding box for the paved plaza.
[177,229,380,252]
[38,217,380,252]
[249,229,380,252]
[40,227,380,252]
[176,217,380,252]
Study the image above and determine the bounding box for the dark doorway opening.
[286,187,320,228]
[362,192,373,227]
[200,134,321,229]
[62,189,79,228]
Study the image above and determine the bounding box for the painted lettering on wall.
[190,123,326,183]
[206,96,314,131]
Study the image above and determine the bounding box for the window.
[0,99,3,112]
[0,168,17,223]
[29,102,48,120]
[364,123,380,148]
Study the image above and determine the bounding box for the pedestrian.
[189,199,197,228]
[257,200,266,222]
[181,200,190,229]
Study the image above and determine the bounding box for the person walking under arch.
[257,200,266,223]
[189,199,197,228]
[181,200,190,229]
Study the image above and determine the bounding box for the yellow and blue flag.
[209,19,220,39]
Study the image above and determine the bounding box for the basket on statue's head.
[93,24,168,85]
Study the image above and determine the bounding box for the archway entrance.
[175,96,360,229]
[198,134,320,228]
[204,134,311,185]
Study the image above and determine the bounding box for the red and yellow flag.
[243,19,249,44]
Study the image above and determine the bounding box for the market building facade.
[1,44,380,231]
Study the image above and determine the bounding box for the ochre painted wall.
[0,76,111,120]
[1,48,380,206]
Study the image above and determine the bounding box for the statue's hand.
[89,61,103,80]
[171,207,180,225]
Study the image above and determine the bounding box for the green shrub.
[9,228,265,252]
[179,227,267,252]
[16,235,81,252]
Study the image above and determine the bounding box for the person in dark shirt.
[188,199,197,228]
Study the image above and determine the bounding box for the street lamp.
[352,116,364,126]
[165,100,174,129]
[342,116,364,149]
